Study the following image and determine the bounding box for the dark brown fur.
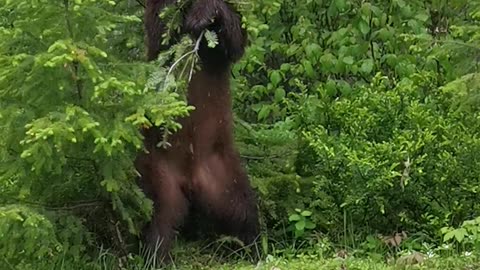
[136,0,259,261]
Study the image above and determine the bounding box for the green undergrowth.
[4,247,478,270]
[4,235,478,270]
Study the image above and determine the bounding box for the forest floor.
[88,243,479,270]
[11,241,479,269]
[13,250,479,270]
[160,253,478,270]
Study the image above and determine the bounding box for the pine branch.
[135,0,146,8]
[63,0,83,101]
[4,197,105,212]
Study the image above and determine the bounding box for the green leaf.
[361,59,374,73]
[360,3,372,17]
[204,30,219,48]
[440,227,451,234]
[453,228,467,243]
[294,229,304,238]
[274,88,286,102]
[443,231,455,242]
[305,43,321,59]
[295,220,306,231]
[334,0,347,11]
[320,53,336,72]
[305,221,316,230]
[257,105,271,121]
[270,70,282,87]
[325,80,337,97]
[303,60,315,78]
[395,0,406,8]
[101,178,120,193]
[359,20,370,35]
[343,56,354,65]
[301,210,312,217]
[415,13,429,22]
[289,214,301,221]
[280,63,291,72]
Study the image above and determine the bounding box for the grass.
[4,249,479,270]
[3,237,479,269]
[193,256,479,270]
[82,249,480,270]
[149,244,479,270]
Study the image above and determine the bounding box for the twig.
[63,0,83,101]
[240,154,273,160]
[4,198,104,211]
[112,220,129,257]
[161,30,205,91]
[63,0,74,39]
[189,52,198,81]
[135,0,146,8]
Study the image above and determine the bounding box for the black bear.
[135,0,259,261]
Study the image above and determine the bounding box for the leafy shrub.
[235,0,480,242]
[0,0,192,262]
[299,73,480,236]
[441,216,480,251]
[0,205,90,268]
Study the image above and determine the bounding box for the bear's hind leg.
[191,152,259,245]
[139,159,190,263]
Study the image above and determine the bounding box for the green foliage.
[234,0,480,245]
[441,216,480,250]
[297,72,480,235]
[288,208,316,238]
[0,0,193,264]
[0,205,90,268]
[0,205,60,265]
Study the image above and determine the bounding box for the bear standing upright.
[135,0,260,261]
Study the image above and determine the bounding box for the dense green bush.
[0,205,91,267]
[0,0,193,266]
[235,0,480,241]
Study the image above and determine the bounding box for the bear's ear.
[184,0,247,63]
[184,0,218,37]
